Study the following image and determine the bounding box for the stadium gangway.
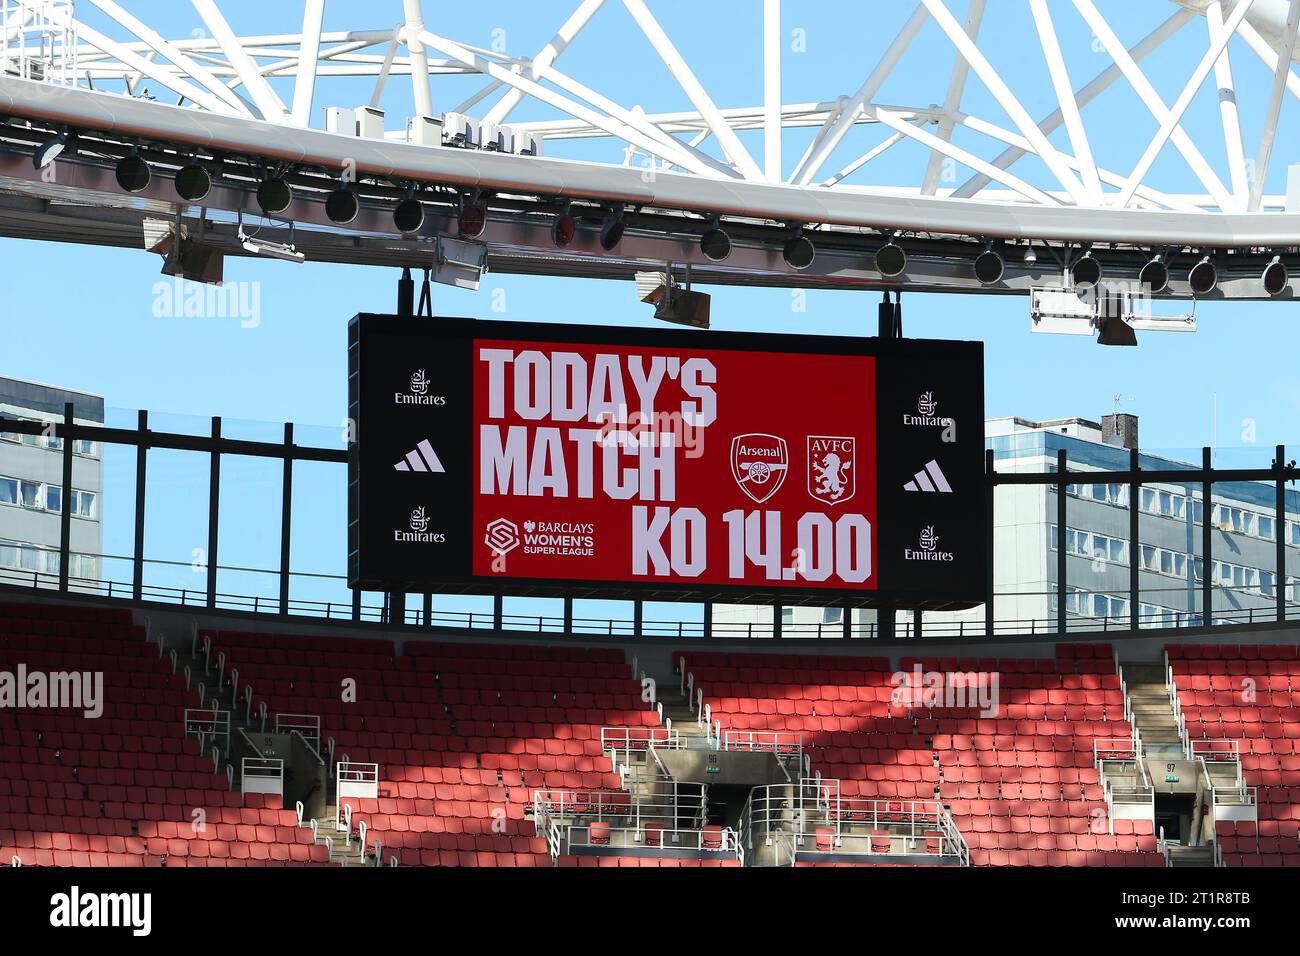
[531,784,717,861]
[740,782,968,866]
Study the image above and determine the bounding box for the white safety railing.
[275,713,322,751]
[240,757,283,797]
[600,726,684,774]
[721,730,803,756]
[183,707,230,751]
[337,761,379,800]
[1166,654,1192,756]
[532,780,720,859]
[1191,739,1241,764]
[740,782,968,866]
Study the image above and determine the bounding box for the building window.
[45,485,61,514]
[18,480,41,509]
[69,490,95,519]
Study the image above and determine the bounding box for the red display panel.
[470,339,877,590]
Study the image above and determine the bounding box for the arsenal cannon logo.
[730,433,789,503]
[807,435,855,505]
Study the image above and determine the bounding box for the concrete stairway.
[1123,662,1184,758]
[659,691,709,746]
[1166,844,1215,867]
[317,803,369,866]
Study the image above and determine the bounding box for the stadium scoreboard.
[348,315,985,608]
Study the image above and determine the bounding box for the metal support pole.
[1277,444,1287,623]
[773,604,783,639]
[58,402,73,592]
[1129,447,1140,631]
[1056,448,1067,635]
[133,409,148,601]
[397,267,414,317]
[493,593,504,630]
[207,416,221,609]
[703,600,712,639]
[279,422,294,615]
[1202,447,1213,627]
[985,448,995,637]
[633,599,643,637]
[879,291,900,642]
[563,596,573,634]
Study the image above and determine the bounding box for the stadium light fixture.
[393,190,425,234]
[782,227,815,270]
[1095,290,1137,346]
[974,242,1004,285]
[174,162,212,202]
[876,238,906,278]
[700,217,731,262]
[1262,255,1288,297]
[599,206,625,251]
[325,186,359,225]
[237,210,304,263]
[1071,247,1101,288]
[1188,255,1218,296]
[1023,242,1038,265]
[550,203,575,247]
[115,150,151,193]
[460,195,488,239]
[32,131,67,170]
[1139,254,1169,294]
[256,175,292,215]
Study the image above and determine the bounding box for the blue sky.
[3,1,1299,621]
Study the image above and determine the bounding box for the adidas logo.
[903,459,952,493]
[395,439,445,473]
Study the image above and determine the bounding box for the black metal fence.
[2,407,1297,640]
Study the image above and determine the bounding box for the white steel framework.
[0,0,1298,296]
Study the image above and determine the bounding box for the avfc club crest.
[807,436,855,505]
[730,433,789,503]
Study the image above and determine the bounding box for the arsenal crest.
[807,435,855,505]
[731,433,789,503]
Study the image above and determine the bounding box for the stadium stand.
[0,601,330,867]
[7,596,1292,869]
[1168,644,1300,867]
[199,630,743,866]
[679,643,1162,866]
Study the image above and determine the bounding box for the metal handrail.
[6,559,1300,639]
